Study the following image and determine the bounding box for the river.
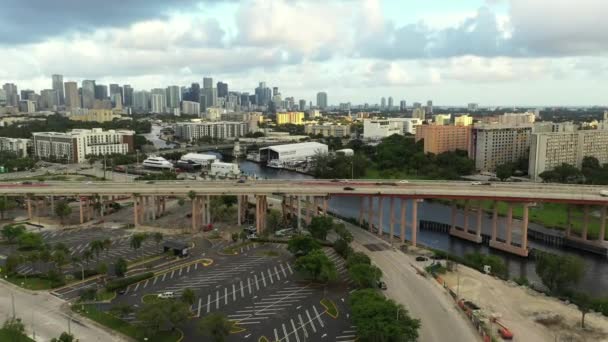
[238,160,608,296]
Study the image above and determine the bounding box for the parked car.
[158,291,174,299]
[399,180,409,184]
[343,187,355,191]
[377,281,387,290]
[415,256,428,262]
[601,190,608,197]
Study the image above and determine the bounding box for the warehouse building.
[259,142,328,163]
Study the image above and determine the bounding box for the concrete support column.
[491,202,498,242]
[463,201,470,233]
[133,196,139,227]
[411,199,418,247]
[368,196,374,232]
[237,195,242,226]
[191,197,197,232]
[400,199,407,243]
[100,196,105,217]
[359,197,365,226]
[566,205,572,237]
[79,197,84,224]
[450,203,456,231]
[506,203,513,245]
[522,204,530,251]
[582,205,590,240]
[27,198,33,220]
[50,195,55,217]
[599,205,607,242]
[206,195,211,224]
[297,195,302,230]
[34,198,39,218]
[476,204,483,239]
[389,197,395,240]
[323,197,329,216]
[306,196,312,224]
[377,196,384,236]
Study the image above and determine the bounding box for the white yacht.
[142,156,174,169]
[267,159,285,169]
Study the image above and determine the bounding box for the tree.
[333,238,351,258]
[181,288,196,306]
[334,223,353,243]
[239,231,248,242]
[350,289,420,342]
[346,252,371,269]
[137,301,167,335]
[539,163,583,184]
[294,249,337,282]
[198,313,232,342]
[89,240,105,261]
[82,249,93,266]
[266,209,282,234]
[0,197,16,219]
[2,317,26,340]
[220,195,238,207]
[130,233,147,256]
[231,232,238,242]
[535,251,585,294]
[153,232,163,250]
[55,200,72,225]
[495,162,514,181]
[114,258,128,277]
[52,249,68,267]
[307,216,334,240]
[17,232,44,250]
[51,332,78,342]
[349,263,383,288]
[102,238,112,256]
[54,242,70,255]
[4,254,21,274]
[572,292,593,329]
[177,198,185,207]
[165,300,191,331]
[1,224,26,243]
[97,262,109,276]
[109,303,134,318]
[287,235,321,256]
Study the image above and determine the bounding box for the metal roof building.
[259,142,328,162]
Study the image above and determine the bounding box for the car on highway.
[158,291,174,299]
[399,180,409,184]
[343,186,355,191]
[415,256,428,262]
[237,179,246,183]
[600,190,608,197]
[470,181,482,185]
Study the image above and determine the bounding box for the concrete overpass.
[1,180,607,257]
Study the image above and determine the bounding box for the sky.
[1,0,607,106]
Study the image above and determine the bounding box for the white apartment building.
[304,124,351,137]
[150,94,166,114]
[390,118,423,135]
[33,128,134,163]
[498,112,536,125]
[204,107,226,121]
[181,101,200,115]
[470,123,533,172]
[173,121,249,141]
[529,129,608,181]
[0,137,31,157]
[363,118,421,139]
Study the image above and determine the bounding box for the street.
[343,221,480,342]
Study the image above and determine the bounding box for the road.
[0,281,127,341]
[0,179,606,204]
[343,221,480,342]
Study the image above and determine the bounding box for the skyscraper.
[273,87,279,97]
[316,92,328,109]
[426,100,433,115]
[299,99,306,111]
[400,100,407,111]
[64,81,80,109]
[94,84,107,100]
[81,80,96,109]
[109,84,122,99]
[255,82,271,106]
[133,91,150,111]
[2,83,19,107]
[20,90,35,101]
[40,89,58,110]
[166,86,181,109]
[188,83,200,103]
[123,85,133,107]
[151,93,166,114]
[380,97,386,109]
[52,74,64,105]
[217,82,228,98]
[203,77,213,89]
[388,97,393,111]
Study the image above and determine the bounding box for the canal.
[238,160,608,296]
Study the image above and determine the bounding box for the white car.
[600,190,608,197]
[157,291,174,299]
[399,180,409,184]
[247,233,258,240]
[470,181,482,185]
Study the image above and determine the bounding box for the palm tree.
[130,233,147,258]
[83,249,93,266]
[89,240,104,262]
[102,238,112,257]
[153,232,163,251]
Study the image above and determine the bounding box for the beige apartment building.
[470,123,533,172]
[276,112,304,125]
[529,129,608,181]
[304,124,350,137]
[69,109,120,123]
[415,124,472,154]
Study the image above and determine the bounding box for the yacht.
[267,159,285,169]
[142,156,174,169]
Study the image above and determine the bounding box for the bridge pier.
[489,202,529,257]
[400,198,407,243]
[359,197,365,226]
[297,195,302,230]
[368,196,374,232]
[377,196,384,236]
[389,197,395,241]
[449,201,483,243]
[411,199,418,247]
[255,195,267,234]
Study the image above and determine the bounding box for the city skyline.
[1,0,607,106]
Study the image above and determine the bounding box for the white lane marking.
[282,323,290,342]
[313,305,324,328]
[240,281,244,298]
[232,284,236,301]
[306,310,316,333]
[142,279,149,289]
[287,263,293,274]
[207,294,211,313]
[254,275,260,291]
[298,314,308,338]
[197,297,202,317]
[291,319,301,342]
[274,329,279,342]
[216,291,219,310]
[280,264,287,277]
[224,287,228,305]
[274,266,281,280]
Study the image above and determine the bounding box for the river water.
[238,160,608,296]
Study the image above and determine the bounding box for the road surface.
[344,221,480,342]
[0,281,127,342]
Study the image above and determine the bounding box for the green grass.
[3,274,65,290]
[96,289,116,301]
[142,294,161,304]
[72,304,181,342]
[320,298,338,318]
[0,329,35,342]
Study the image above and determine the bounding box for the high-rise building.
[40,89,59,110]
[276,112,305,125]
[94,84,108,100]
[202,87,217,109]
[240,93,250,108]
[316,92,328,109]
[110,94,122,110]
[19,100,36,113]
[255,82,271,106]
[20,90,35,101]
[400,100,407,111]
[133,91,150,111]
[388,97,393,111]
[51,74,64,105]
[299,99,306,111]
[181,101,200,115]
[109,84,121,97]
[166,86,181,109]
[2,83,19,107]
[468,103,479,112]
[203,77,213,89]
[82,80,95,109]
[426,100,433,115]
[380,97,386,109]
[123,85,133,107]
[470,123,533,172]
[217,82,228,98]
[150,94,166,114]
[0,89,7,107]
[273,87,279,97]
[64,82,80,109]
[187,83,200,103]
[415,124,472,154]
[412,107,425,120]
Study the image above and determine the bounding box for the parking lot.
[106,241,356,342]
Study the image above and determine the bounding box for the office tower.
[273,87,279,97]
[388,97,393,111]
[203,77,213,89]
[426,100,433,115]
[2,83,19,107]
[151,93,166,114]
[166,86,181,109]
[188,83,200,102]
[94,84,107,100]
[468,103,479,112]
[413,102,421,109]
[217,82,228,98]
[400,100,407,111]
[202,87,217,108]
[133,91,150,111]
[64,82,80,109]
[40,89,58,110]
[240,93,250,108]
[255,82,271,106]
[20,90,35,101]
[123,85,133,107]
[316,92,328,109]
[110,93,122,109]
[299,99,306,111]
[80,80,95,109]
[51,74,64,105]
[0,89,6,106]
[19,100,36,113]
[380,97,386,109]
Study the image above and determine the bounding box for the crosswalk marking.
[268,269,274,284]
[313,305,324,328]
[274,328,280,342]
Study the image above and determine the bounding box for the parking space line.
[142,279,149,289]
[179,268,183,277]
[274,329,279,342]
[187,265,191,273]
[282,323,290,342]
[170,270,175,279]
[280,264,287,277]
[312,305,324,328]
[162,273,167,281]
[268,269,274,284]
[305,310,316,333]
[287,264,293,274]
[232,284,236,301]
[274,266,281,280]
[291,319,301,342]
[197,297,202,317]
[248,278,252,294]
[153,276,158,286]
[298,314,308,338]
[240,281,244,298]
[207,294,211,313]
[194,263,198,270]
[224,287,228,305]
[216,291,219,310]
[133,282,140,292]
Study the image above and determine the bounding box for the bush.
[70,269,99,280]
[105,272,154,292]
[333,238,351,258]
